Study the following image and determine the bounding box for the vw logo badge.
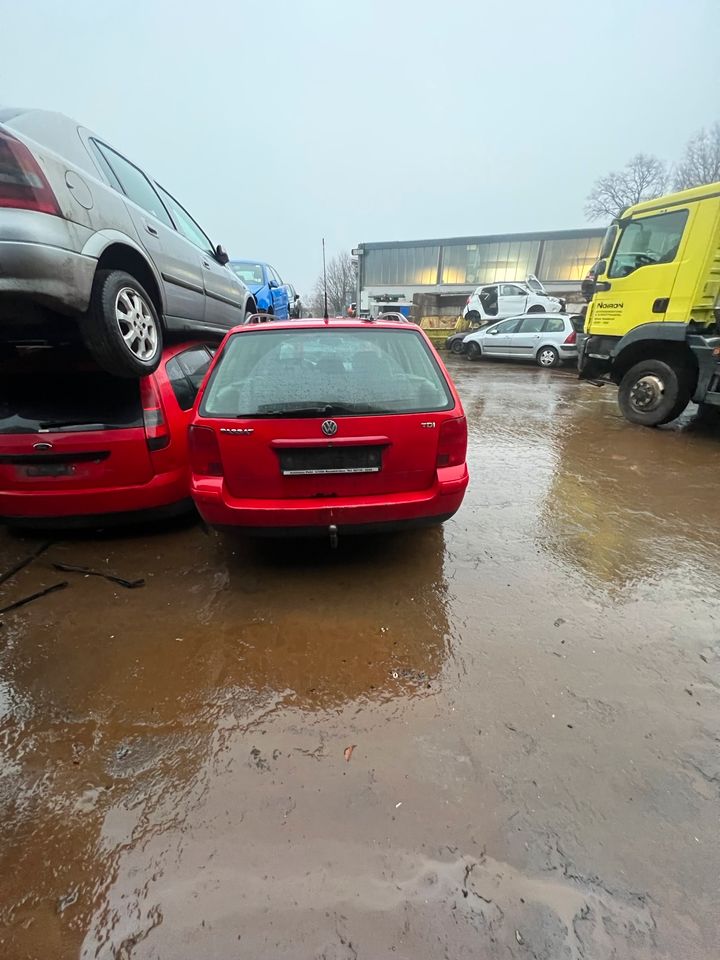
[321,419,338,437]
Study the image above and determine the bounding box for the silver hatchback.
[0,108,256,377]
[463,312,578,368]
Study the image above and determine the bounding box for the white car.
[463,275,562,323]
[463,313,578,368]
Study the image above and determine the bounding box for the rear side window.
[166,347,212,411]
[518,316,545,334]
[157,186,213,253]
[544,316,565,333]
[201,328,454,417]
[0,370,142,434]
[92,141,174,228]
[609,209,688,279]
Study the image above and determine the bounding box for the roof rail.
[244,312,276,325]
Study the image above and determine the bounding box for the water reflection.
[0,522,450,956]
[538,400,720,590]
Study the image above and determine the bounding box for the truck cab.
[580,181,720,426]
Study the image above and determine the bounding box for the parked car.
[463,313,577,368]
[445,317,493,354]
[463,275,562,323]
[0,108,255,379]
[0,341,215,527]
[286,283,302,318]
[188,317,469,538]
[228,261,290,319]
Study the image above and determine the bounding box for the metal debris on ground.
[0,542,52,586]
[0,581,69,615]
[51,562,145,589]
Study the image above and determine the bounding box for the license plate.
[24,463,72,477]
[279,446,382,476]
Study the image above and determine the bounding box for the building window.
[538,236,603,282]
[364,245,439,285]
[441,240,541,285]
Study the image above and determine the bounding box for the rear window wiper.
[38,420,110,431]
[248,403,376,418]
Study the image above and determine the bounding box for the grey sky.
[2,0,718,295]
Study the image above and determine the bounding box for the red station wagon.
[189,318,469,538]
[0,342,214,527]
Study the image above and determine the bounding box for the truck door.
[590,208,690,337]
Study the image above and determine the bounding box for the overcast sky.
[2,0,718,294]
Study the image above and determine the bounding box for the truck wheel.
[466,341,482,361]
[618,359,691,427]
[80,269,162,378]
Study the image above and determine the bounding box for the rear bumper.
[0,211,97,317]
[0,468,189,523]
[191,465,469,533]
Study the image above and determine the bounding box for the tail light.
[564,330,577,345]
[188,425,223,477]
[437,416,467,467]
[466,296,471,305]
[140,377,170,451]
[0,130,61,215]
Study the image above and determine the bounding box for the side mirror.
[268,279,278,289]
[488,328,498,335]
[294,294,300,302]
[595,259,607,276]
[215,245,229,265]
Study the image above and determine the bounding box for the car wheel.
[465,310,481,324]
[466,341,482,361]
[244,299,257,323]
[618,359,691,427]
[451,339,465,355]
[79,269,162,378]
[537,345,559,368]
[528,304,546,314]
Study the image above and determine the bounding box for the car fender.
[80,229,167,312]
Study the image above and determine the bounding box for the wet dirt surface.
[1,358,719,959]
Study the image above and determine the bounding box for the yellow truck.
[579,180,720,425]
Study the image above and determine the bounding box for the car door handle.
[145,224,158,237]
[202,259,211,268]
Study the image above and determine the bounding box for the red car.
[189,318,469,538]
[0,341,214,527]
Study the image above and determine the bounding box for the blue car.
[228,260,290,319]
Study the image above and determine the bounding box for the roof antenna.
[322,237,329,322]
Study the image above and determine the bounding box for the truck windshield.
[608,209,688,279]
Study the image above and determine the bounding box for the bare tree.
[309,251,357,317]
[673,123,720,191]
[585,154,668,221]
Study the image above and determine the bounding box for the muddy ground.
[1,358,719,960]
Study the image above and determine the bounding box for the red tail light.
[0,130,61,215]
[564,330,577,345]
[189,425,223,477]
[437,416,467,467]
[140,377,169,451]
[466,296,471,305]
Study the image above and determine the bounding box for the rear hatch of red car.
[0,357,154,495]
[192,325,465,499]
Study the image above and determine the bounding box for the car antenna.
[322,237,329,323]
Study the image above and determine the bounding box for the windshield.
[229,262,264,285]
[608,209,688,279]
[201,328,454,418]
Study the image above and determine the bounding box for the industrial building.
[355,228,604,320]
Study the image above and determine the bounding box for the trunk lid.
[0,364,153,491]
[197,324,460,499]
[215,411,448,500]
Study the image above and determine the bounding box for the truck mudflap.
[689,334,720,406]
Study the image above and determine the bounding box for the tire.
[618,359,691,427]
[244,299,257,324]
[465,310,481,324]
[79,269,162,378]
[528,304,546,314]
[466,341,482,361]
[451,338,466,355]
[536,345,559,368]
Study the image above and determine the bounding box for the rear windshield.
[201,328,454,418]
[0,370,142,434]
[229,262,264,285]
